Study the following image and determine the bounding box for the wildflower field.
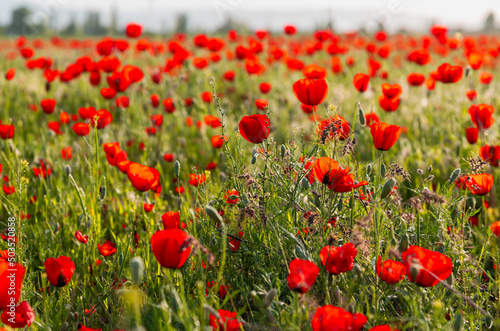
[1,24,500,330]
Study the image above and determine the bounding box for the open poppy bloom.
[465,173,494,195]
[44,256,75,287]
[209,309,243,331]
[97,240,117,257]
[224,189,239,204]
[0,124,15,139]
[353,73,370,92]
[292,78,328,106]
[479,145,500,167]
[402,245,452,287]
[465,127,478,144]
[126,163,161,192]
[407,73,425,86]
[125,23,142,38]
[319,243,357,275]
[0,301,35,328]
[370,122,402,151]
[287,258,319,294]
[376,256,406,284]
[490,221,500,236]
[311,305,367,331]
[188,173,206,187]
[312,157,368,193]
[378,95,400,112]
[302,64,327,79]
[75,231,89,244]
[0,251,26,310]
[72,123,90,136]
[436,63,463,83]
[381,83,402,99]
[161,211,186,229]
[318,115,350,141]
[468,104,494,129]
[151,229,191,269]
[238,114,270,144]
[41,99,56,114]
[211,135,227,148]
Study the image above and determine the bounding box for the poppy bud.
[452,312,463,331]
[301,177,310,189]
[99,186,106,200]
[398,233,409,252]
[409,261,422,282]
[349,197,354,208]
[174,161,180,177]
[336,198,343,211]
[205,205,223,223]
[358,106,365,126]
[119,252,124,267]
[380,162,386,177]
[381,178,396,199]
[465,67,470,78]
[65,165,71,176]
[264,289,277,308]
[251,155,257,164]
[130,257,145,286]
[280,145,286,158]
[366,163,372,175]
[448,168,461,184]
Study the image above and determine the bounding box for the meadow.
[0,24,499,330]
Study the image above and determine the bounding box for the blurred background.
[1,0,500,36]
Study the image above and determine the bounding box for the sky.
[2,0,500,33]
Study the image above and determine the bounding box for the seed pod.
[205,205,223,223]
[99,186,106,200]
[358,107,365,126]
[130,257,145,286]
[336,198,343,211]
[366,163,372,175]
[65,165,71,176]
[398,233,409,252]
[251,155,257,164]
[381,178,396,199]
[174,161,180,177]
[280,145,286,158]
[380,162,386,178]
[452,312,463,331]
[264,289,277,308]
[448,168,461,184]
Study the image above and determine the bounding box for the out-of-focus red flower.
[353,73,370,92]
[41,99,56,114]
[97,240,117,257]
[151,229,191,269]
[224,189,239,204]
[125,23,143,38]
[75,231,89,244]
[436,63,463,83]
[376,256,406,284]
[468,104,494,129]
[311,305,367,331]
[0,301,35,328]
[402,245,452,287]
[465,127,478,144]
[479,145,500,167]
[209,309,243,331]
[319,243,357,275]
[465,173,494,195]
[188,173,206,187]
[287,258,319,294]
[0,124,14,139]
[44,256,75,287]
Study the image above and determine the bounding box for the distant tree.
[483,12,496,32]
[216,17,247,34]
[8,6,32,35]
[108,5,118,35]
[174,13,188,34]
[83,11,107,35]
[61,16,77,36]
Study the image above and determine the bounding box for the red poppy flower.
[115,96,130,108]
[370,122,402,151]
[466,90,477,101]
[61,147,73,160]
[204,115,222,128]
[378,95,400,112]
[0,301,35,328]
[163,153,174,162]
[209,309,243,331]
[318,115,350,141]
[402,245,453,287]
[0,124,14,140]
[465,173,494,195]
[302,64,328,79]
[376,256,406,284]
[224,189,239,204]
[40,99,56,114]
[436,63,463,83]
[151,94,160,108]
[223,70,235,82]
[293,78,328,106]
[319,243,357,275]
[151,229,191,269]
[75,231,89,244]
[211,135,227,148]
[408,49,431,65]
[125,23,142,38]
[91,109,113,129]
[0,254,26,310]
[100,87,117,99]
[287,258,320,294]
[127,163,161,192]
[468,104,494,129]
[33,160,52,179]
[161,211,186,229]
[97,240,117,257]
[365,112,380,126]
[480,145,500,167]
[238,114,270,144]
[5,68,15,80]
[44,256,75,287]
[490,221,500,236]
[467,52,483,70]
[284,25,297,35]
[353,73,370,92]
[480,72,493,85]
[193,57,208,69]
[72,123,90,136]
[259,82,271,93]
[312,157,368,193]
[188,173,206,187]
[255,98,268,111]
[381,83,402,99]
[369,325,400,331]
[311,305,367,331]
[163,98,176,113]
[465,127,478,144]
